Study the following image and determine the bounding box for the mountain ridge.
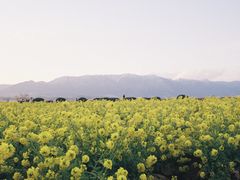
[0,74,239,98]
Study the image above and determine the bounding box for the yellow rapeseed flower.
[82,155,90,163]
[106,140,114,150]
[210,149,218,157]
[103,159,113,170]
[27,167,39,179]
[194,149,203,157]
[139,174,147,180]
[71,167,83,178]
[59,158,70,169]
[13,172,23,180]
[66,150,77,161]
[40,146,51,156]
[145,155,157,168]
[137,163,145,173]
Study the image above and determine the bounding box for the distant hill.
[0,74,239,98]
[0,85,11,91]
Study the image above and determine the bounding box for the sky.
[0,0,240,84]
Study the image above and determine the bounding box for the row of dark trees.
[15,94,236,103]
[16,94,192,103]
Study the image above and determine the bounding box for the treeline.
[14,94,206,103]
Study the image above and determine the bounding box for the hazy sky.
[0,0,240,84]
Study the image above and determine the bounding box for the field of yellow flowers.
[0,97,240,180]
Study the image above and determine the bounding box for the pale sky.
[0,0,240,84]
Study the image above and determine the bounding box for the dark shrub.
[177,94,188,99]
[125,97,136,100]
[76,97,88,102]
[32,98,44,102]
[56,97,66,102]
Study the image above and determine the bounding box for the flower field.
[0,97,240,180]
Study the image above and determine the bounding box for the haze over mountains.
[0,74,239,99]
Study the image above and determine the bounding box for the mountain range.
[0,74,239,99]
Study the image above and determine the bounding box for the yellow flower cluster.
[145,155,157,168]
[137,163,145,173]
[0,142,15,164]
[116,167,128,180]
[103,159,113,170]
[0,97,240,179]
